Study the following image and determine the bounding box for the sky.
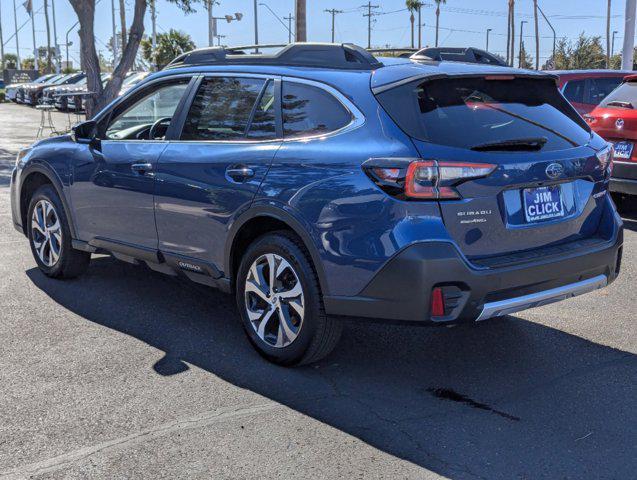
[0,0,632,69]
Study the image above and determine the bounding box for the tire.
[27,185,91,279]
[236,231,342,366]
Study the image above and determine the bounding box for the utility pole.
[0,1,5,71]
[612,30,618,57]
[51,0,60,72]
[111,0,118,64]
[533,0,539,69]
[29,5,37,71]
[284,13,294,43]
[622,0,636,70]
[13,0,20,68]
[607,0,612,68]
[150,0,157,70]
[254,0,259,52]
[510,1,516,67]
[362,2,379,49]
[325,9,343,43]
[206,0,214,47]
[519,20,527,68]
[417,2,422,49]
[486,28,492,52]
[295,0,306,42]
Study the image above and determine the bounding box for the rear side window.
[282,82,351,138]
[181,77,265,141]
[563,79,585,103]
[247,80,276,140]
[589,77,623,105]
[376,77,591,151]
[599,81,637,108]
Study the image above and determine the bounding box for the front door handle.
[131,163,153,176]
[226,165,255,182]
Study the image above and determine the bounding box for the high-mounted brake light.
[365,158,497,200]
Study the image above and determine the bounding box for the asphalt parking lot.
[0,102,635,479]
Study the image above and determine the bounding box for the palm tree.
[434,0,446,47]
[406,0,420,49]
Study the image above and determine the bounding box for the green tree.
[551,33,606,70]
[141,29,195,69]
[4,54,18,69]
[518,43,533,69]
[68,0,205,118]
[21,57,35,70]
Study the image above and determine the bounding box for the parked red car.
[585,75,637,204]
[555,70,632,115]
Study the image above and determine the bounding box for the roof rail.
[165,43,383,71]
[411,47,507,67]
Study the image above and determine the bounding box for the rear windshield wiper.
[606,100,633,109]
[470,137,548,152]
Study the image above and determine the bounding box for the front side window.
[105,79,189,140]
[181,77,266,141]
[282,82,352,139]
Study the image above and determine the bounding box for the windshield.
[599,81,637,109]
[376,76,591,151]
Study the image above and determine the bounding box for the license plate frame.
[523,185,565,223]
[612,141,633,160]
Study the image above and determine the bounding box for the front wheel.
[236,231,342,366]
[27,185,91,278]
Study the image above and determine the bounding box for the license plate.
[613,141,633,160]
[523,185,564,223]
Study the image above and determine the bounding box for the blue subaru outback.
[10,44,623,365]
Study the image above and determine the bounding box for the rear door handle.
[226,165,255,182]
[131,163,153,176]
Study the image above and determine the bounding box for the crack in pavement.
[0,401,285,479]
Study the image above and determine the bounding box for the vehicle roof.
[149,57,555,93]
[552,69,633,77]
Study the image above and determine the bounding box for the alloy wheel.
[244,253,305,348]
[31,199,62,267]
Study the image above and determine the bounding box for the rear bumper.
[611,162,637,195]
[324,205,623,323]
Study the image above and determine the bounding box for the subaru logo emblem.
[545,163,564,179]
[616,118,624,129]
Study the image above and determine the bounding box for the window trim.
[169,72,365,144]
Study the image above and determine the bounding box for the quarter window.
[282,82,352,139]
[181,77,266,141]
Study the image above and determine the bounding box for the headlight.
[16,148,31,166]
[596,144,613,175]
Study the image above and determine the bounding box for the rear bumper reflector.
[476,274,608,321]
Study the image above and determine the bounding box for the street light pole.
[519,20,527,68]
[612,30,618,58]
[537,4,556,63]
[486,28,492,52]
[51,0,60,72]
[0,2,5,71]
[29,6,37,71]
[254,0,259,53]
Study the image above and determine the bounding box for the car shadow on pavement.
[27,258,636,480]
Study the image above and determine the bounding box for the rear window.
[589,77,623,104]
[376,77,591,151]
[599,80,637,109]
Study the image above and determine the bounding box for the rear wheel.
[27,185,91,278]
[236,231,342,366]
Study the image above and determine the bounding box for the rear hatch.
[375,74,612,261]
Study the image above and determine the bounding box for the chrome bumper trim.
[476,274,608,321]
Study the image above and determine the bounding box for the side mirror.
[71,120,97,145]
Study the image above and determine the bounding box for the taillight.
[596,144,614,175]
[365,158,496,200]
